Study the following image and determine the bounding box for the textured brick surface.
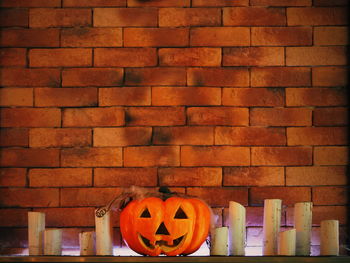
[93,127,151,146]
[250,108,312,126]
[0,48,26,67]
[0,128,28,147]
[252,147,312,165]
[222,88,284,106]
[314,146,348,165]
[0,168,27,187]
[0,88,33,107]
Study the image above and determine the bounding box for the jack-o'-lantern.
[120,196,211,256]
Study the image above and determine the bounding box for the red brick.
[216,127,286,146]
[181,146,250,166]
[99,87,150,106]
[252,27,312,46]
[95,48,157,67]
[314,146,348,165]
[0,28,59,47]
[0,88,33,107]
[94,8,157,27]
[0,148,59,167]
[287,127,347,146]
[188,68,249,87]
[93,127,152,146]
[63,107,124,127]
[0,9,28,27]
[187,107,248,126]
[0,188,59,207]
[153,126,214,145]
[0,128,28,147]
[64,0,126,6]
[252,147,312,165]
[152,87,221,106]
[286,166,347,186]
[29,168,92,187]
[314,26,348,45]
[251,67,311,87]
[251,0,311,6]
[0,209,29,227]
[0,108,61,127]
[125,67,186,86]
[313,0,348,6]
[29,128,91,147]
[314,107,348,126]
[124,28,188,47]
[224,167,284,186]
[192,0,249,6]
[29,8,91,27]
[223,7,286,26]
[187,187,248,207]
[223,47,284,66]
[61,28,122,47]
[288,7,348,25]
[0,0,60,7]
[125,107,185,126]
[159,8,221,27]
[94,168,157,186]
[286,88,347,106]
[159,167,222,187]
[159,48,221,67]
[251,108,312,126]
[0,168,26,187]
[313,187,348,205]
[124,146,180,167]
[250,187,311,206]
[222,88,284,107]
[128,0,189,6]
[0,48,26,66]
[61,147,122,167]
[312,67,348,87]
[190,27,250,47]
[62,68,123,87]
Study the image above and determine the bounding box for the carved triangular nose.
[156,222,170,235]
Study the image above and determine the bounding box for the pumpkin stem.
[158,186,174,200]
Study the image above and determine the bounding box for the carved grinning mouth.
[138,233,185,250]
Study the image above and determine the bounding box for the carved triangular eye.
[174,207,188,219]
[140,208,151,218]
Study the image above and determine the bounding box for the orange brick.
[29,128,91,147]
[313,187,347,205]
[61,147,122,167]
[0,209,29,227]
[152,87,220,106]
[0,168,26,187]
[159,8,221,27]
[251,108,312,126]
[153,126,214,145]
[0,0,60,7]
[94,8,157,27]
[287,127,347,146]
[159,167,222,187]
[0,28,59,47]
[64,0,126,6]
[0,48,26,67]
[29,168,92,187]
[287,7,348,26]
[0,68,60,87]
[99,87,150,106]
[313,0,348,6]
[223,47,284,66]
[192,0,249,6]
[224,167,284,186]
[61,28,122,47]
[181,146,250,166]
[314,26,348,45]
[252,147,312,165]
[159,48,221,67]
[251,0,311,6]
[312,206,347,225]
[128,0,189,6]
[0,108,61,127]
[215,127,286,146]
[251,67,311,87]
[0,88,33,107]
[190,27,250,47]
[29,8,91,27]
[125,107,185,126]
[124,28,189,47]
[63,107,124,127]
[62,68,123,86]
[125,67,186,86]
[0,9,28,27]
[188,68,249,87]
[252,27,312,46]
[124,146,180,167]
[286,166,347,186]
[94,168,157,186]
[29,48,92,67]
[250,187,311,206]
[187,187,248,207]
[286,88,347,106]
[94,48,157,67]
[314,146,348,165]
[0,148,59,167]
[223,88,284,107]
[93,127,152,146]
[0,128,28,147]
[314,107,348,126]
[312,67,348,87]
[187,107,248,126]
[223,7,286,26]
[0,188,59,207]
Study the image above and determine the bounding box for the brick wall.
[0,0,348,255]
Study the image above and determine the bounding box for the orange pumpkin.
[120,196,211,256]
